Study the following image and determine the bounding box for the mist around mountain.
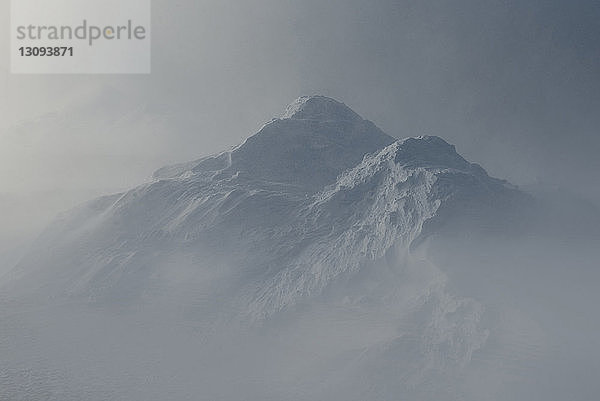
[1,96,599,401]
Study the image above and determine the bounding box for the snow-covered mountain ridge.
[154,96,395,191]
[4,96,568,401]
[5,96,527,318]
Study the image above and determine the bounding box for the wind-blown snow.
[1,96,571,401]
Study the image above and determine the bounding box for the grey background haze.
[1,0,599,271]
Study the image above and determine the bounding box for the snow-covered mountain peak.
[155,96,396,190]
[155,101,488,194]
[281,95,362,122]
[0,95,579,401]
[393,135,484,173]
[7,96,528,314]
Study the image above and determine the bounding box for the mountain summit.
[0,96,591,401]
[1,96,535,400]
[281,95,363,121]
[156,96,395,190]
[6,96,526,314]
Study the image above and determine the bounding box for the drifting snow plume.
[0,96,541,401]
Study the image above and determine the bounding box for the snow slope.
[1,96,546,401]
[5,97,525,313]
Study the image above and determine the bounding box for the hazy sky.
[1,0,599,201]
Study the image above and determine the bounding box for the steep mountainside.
[3,96,569,401]
[5,96,527,319]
